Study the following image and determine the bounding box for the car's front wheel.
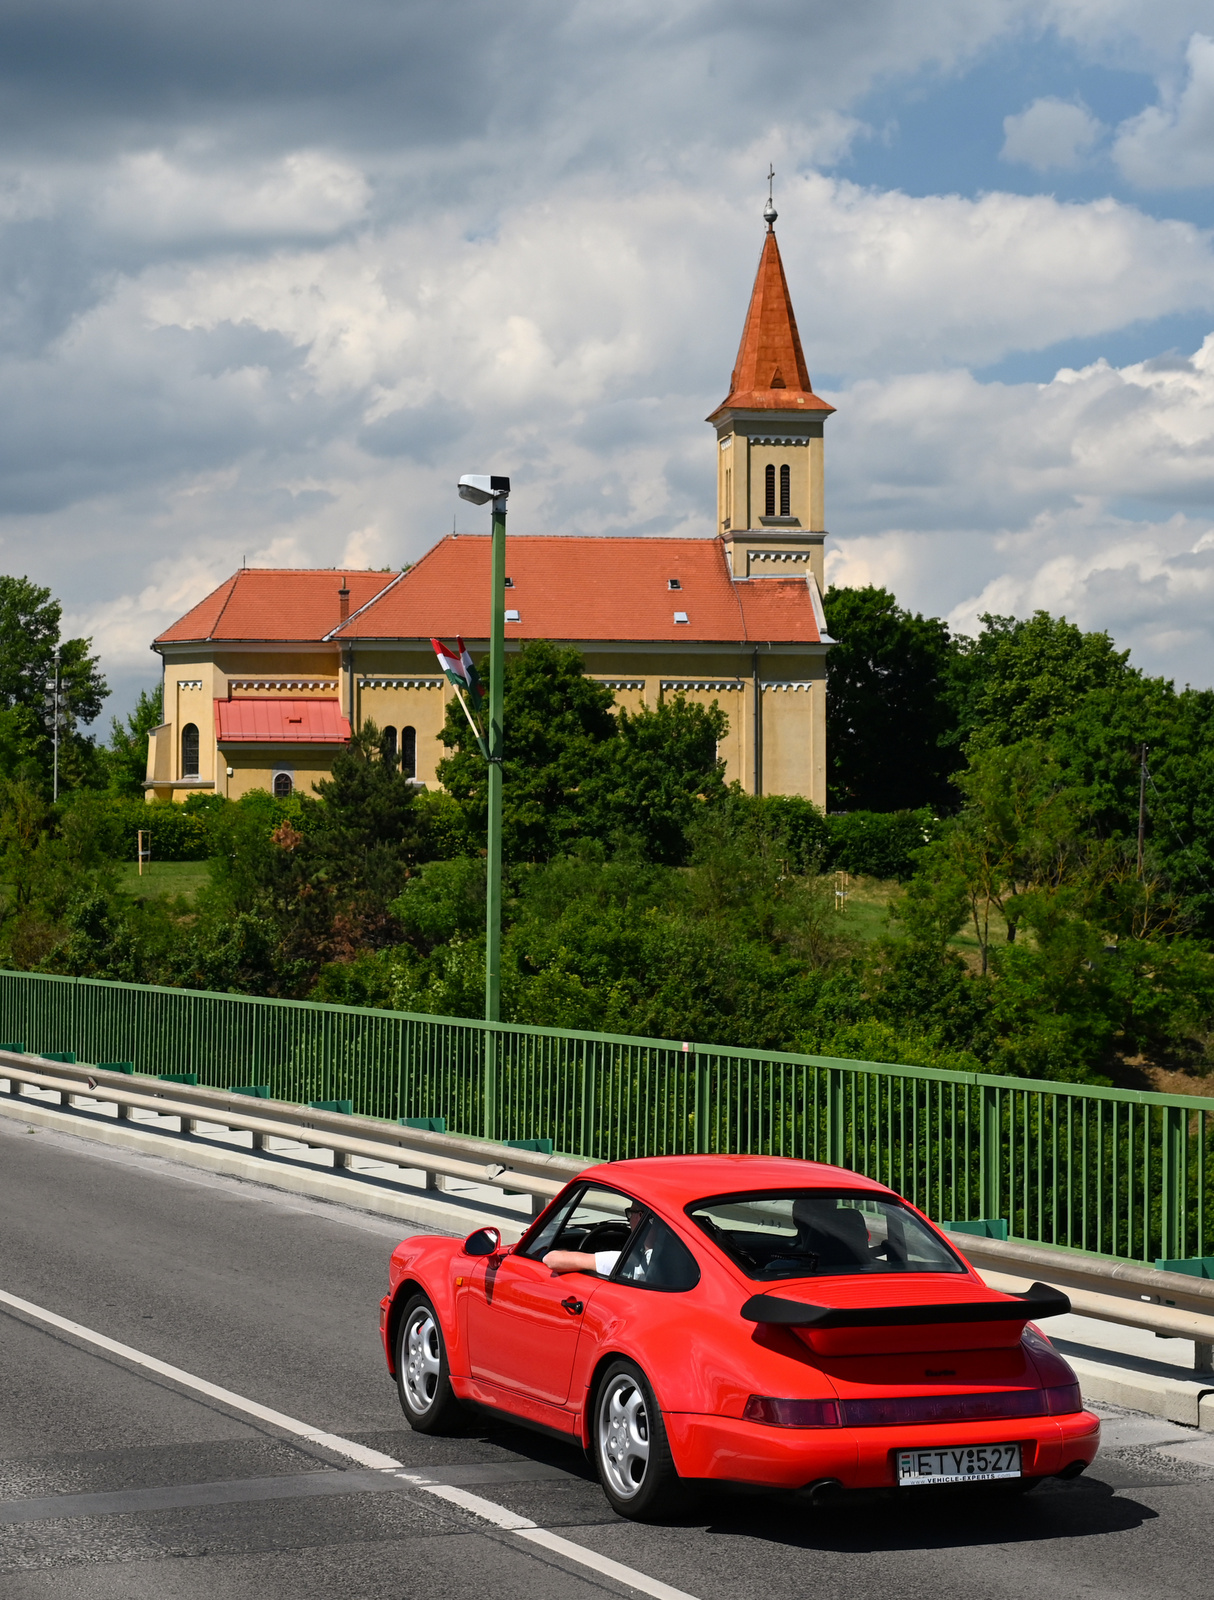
[592,1359,691,1521]
[395,1292,465,1434]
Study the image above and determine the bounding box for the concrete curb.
[0,1098,532,1244]
[1067,1354,1214,1429]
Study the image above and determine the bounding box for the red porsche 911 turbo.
[378,1156,1099,1519]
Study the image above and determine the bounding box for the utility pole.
[1137,742,1148,880]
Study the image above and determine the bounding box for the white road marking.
[0,1287,398,1468]
[0,1286,702,1600]
[519,1528,704,1600]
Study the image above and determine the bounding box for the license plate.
[897,1443,1021,1486]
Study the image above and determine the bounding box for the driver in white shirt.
[544,1202,645,1277]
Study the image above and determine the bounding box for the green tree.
[0,576,108,789]
[823,585,959,811]
[201,725,426,991]
[1047,677,1214,937]
[106,686,164,797]
[437,640,618,862]
[596,694,728,864]
[955,611,1135,753]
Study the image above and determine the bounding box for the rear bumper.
[665,1408,1101,1489]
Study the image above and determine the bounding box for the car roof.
[578,1155,894,1211]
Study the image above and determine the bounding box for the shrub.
[826,808,941,880]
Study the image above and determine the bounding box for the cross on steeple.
[764,166,777,230]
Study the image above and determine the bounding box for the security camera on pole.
[450,474,509,1135]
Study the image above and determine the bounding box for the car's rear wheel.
[395,1293,465,1434]
[592,1359,691,1521]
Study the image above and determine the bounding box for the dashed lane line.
[0,1285,701,1600]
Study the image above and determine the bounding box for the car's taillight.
[841,1390,1047,1426]
[743,1396,840,1428]
[1043,1382,1082,1415]
[744,1387,1083,1429]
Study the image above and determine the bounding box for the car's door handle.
[561,1296,584,1315]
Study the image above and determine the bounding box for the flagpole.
[452,682,488,760]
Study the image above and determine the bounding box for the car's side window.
[519,1185,634,1262]
[612,1214,701,1292]
[519,1185,586,1261]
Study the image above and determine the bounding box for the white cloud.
[6,168,1214,706]
[126,176,1214,415]
[96,149,370,242]
[1001,97,1104,170]
[823,337,1214,684]
[1113,33,1214,189]
[5,0,1214,720]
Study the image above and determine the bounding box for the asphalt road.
[3,1115,1214,1600]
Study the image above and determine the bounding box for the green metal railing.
[3,968,1212,1265]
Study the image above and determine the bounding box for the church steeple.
[709,185,834,586]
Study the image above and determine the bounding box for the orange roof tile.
[214,697,351,743]
[335,535,821,645]
[156,569,401,644]
[709,228,834,419]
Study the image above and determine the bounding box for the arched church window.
[273,772,293,798]
[180,723,199,777]
[401,726,416,779]
[383,725,397,760]
[764,463,775,517]
[779,463,791,517]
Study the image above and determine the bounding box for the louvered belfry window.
[780,463,791,517]
[765,463,776,516]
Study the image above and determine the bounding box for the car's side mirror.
[463,1226,502,1257]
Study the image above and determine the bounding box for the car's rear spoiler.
[740,1281,1071,1326]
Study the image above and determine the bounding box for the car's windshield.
[686,1190,966,1281]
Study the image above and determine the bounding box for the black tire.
[591,1358,692,1521]
[394,1292,465,1435]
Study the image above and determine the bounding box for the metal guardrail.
[957,1233,1214,1369]
[4,968,1214,1266]
[0,1054,578,1213]
[5,1048,1214,1368]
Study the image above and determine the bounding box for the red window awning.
[214,698,351,744]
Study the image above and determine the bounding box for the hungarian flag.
[431,637,466,689]
[457,637,484,710]
[431,636,488,755]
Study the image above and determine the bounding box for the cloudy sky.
[2,1,1213,723]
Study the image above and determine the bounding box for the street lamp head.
[457,474,510,505]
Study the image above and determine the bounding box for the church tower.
[708,189,834,590]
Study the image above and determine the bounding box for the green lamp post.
[456,474,510,1067]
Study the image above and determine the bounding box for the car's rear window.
[686,1190,966,1281]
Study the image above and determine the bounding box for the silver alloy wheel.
[402,1305,442,1415]
[597,1372,651,1499]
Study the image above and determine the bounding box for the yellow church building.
[147,202,837,807]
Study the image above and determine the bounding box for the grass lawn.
[829,874,985,965]
[115,860,210,903]
[828,874,899,942]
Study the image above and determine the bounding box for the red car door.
[465,1253,597,1404]
[464,1182,636,1404]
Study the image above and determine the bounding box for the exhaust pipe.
[802,1477,844,1506]
[1056,1460,1087,1480]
